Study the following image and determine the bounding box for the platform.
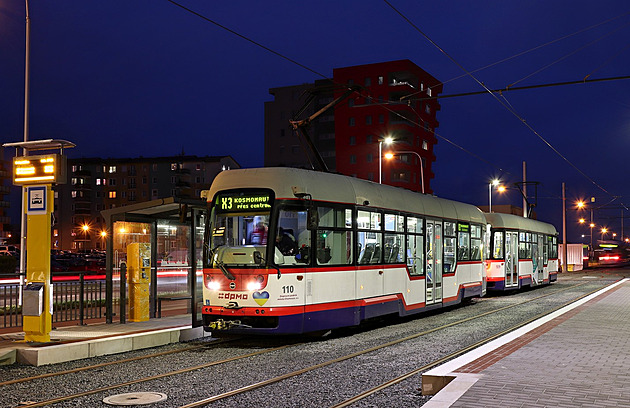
[0,315,210,366]
[423,278,630,407]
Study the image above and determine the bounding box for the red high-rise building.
[333,60,442,193]
[264,60,442,193]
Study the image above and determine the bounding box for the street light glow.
[82,224,89,232]
[576,201,585,209]
[579,218,585,224]
[497,185,506,193]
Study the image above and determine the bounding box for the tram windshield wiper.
[209,246,235,280]
[215,258,235,280]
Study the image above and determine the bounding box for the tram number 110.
[282,285,294,294]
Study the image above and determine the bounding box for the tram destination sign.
[215,192,272,213]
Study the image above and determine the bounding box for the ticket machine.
[127,242,151,322]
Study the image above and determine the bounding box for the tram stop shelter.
[101,197,207,327]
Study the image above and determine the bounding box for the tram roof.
[484,213,558,236]
[208,167,485,224]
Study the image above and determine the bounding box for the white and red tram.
[485,213,559,291]
[201,167,488,335]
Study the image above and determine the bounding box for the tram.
[485,213,558,291]
[201,167,487,335]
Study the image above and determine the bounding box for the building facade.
[264,60,442,193]
[54,155,239,251]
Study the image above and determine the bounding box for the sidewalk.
[423,278,630,408]
[0,315,210,366]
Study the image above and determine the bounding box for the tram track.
[178,281,595,407]
[0,338,241,387]
[7,281,601,407]
[329,282,613,408]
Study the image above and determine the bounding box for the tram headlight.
[204,274,221,290]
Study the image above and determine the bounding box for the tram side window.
[384,213,404,263]
[275,209,311,266]
[470,224,482,261]
[551,236,558,258]
[406,216,424,275]
[492,231,503,259]
[543,235,549,264]
[358,210,382,264]
[444,222,457,273]
[316,207,353,265]
[519,232,530,259]
[456,223,470,261]
[406,234,424,275]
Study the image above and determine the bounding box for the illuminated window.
[422,140,428,150]
[108,166,116,173]
[109,191,116,199]
[378,76,383,85]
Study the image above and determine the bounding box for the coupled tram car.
[201,167,559,335]
[485,213,559,291]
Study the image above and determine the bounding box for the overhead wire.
[168,0,627,206]
[165,0,511,177]
[383,0,625,204]
[584,43,630,80]
[402,9,630,100]
[407,75,630,102]
[507,20,630,89]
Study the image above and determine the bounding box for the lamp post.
[378,136,393,184]
[19,0,31,283]
[577,200,595,254]
[384,150,425,193]
[489,179,500,213]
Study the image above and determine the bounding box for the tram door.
[505,231,519,288]
[536,234,544,283]
[425,220,443,304]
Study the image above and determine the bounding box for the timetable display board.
[214,191,272,213]
[13,154,67,185]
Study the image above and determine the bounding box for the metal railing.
[0,272,105,329]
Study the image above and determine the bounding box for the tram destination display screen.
[214,191,272,213]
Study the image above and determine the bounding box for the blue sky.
[1,1,630,242]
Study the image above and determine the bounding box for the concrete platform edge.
[15,325,206,367]
[421,278,628,403]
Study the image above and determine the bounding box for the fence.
[0,272,105,329]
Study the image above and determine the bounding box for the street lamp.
[576,199,595,251]
[384,150,426,193]
[378,136,393,184]
[489,179,500,213]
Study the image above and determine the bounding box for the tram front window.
[208,212,270,266]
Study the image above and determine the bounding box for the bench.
[157,296,192,318]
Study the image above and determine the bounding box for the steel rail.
[330,282,618,407]
[16,281,592,407]
[178,281,592,407]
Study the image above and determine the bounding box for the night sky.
[1,1,630,243]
